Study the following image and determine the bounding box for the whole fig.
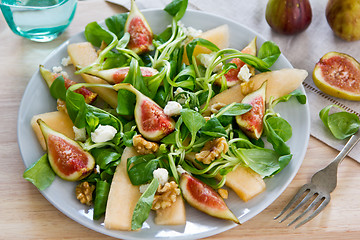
[265,0,312,35]
[326,0,360,41]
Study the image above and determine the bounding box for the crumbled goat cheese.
[139,183,150,193]
[174,87,184,96]
[197,52,223,72]
[177,165,188,175]
[91,125,117,143]
[60,71,69,78]
[95,165,101,174]
[52,66,63,73]
[153,168,169,186]
[73,126,86,142]
[237,64,252,82]
[164,101,182,116]
[61,56,72,67]
[178,21,203,45]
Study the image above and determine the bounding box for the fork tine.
[279,189,315,223]
[294,197,330,229]
[274,184,310,220]
[287,194,324,227]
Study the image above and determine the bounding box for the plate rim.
[17,8,310,240]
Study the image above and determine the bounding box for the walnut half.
[75,181,95,206]
[133,134,159,155]
[152,181,181,210]
[195,137,229,164]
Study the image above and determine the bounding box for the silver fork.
[274,131,360,228]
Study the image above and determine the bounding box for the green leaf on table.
[319,105,360,139]
[23,154,55,191]
[131,178,159,230]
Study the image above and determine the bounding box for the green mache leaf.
[102,51,129,70]
[217,103,252,116]
[164,0,188,21]
[186,38,220,65]
[49,76,67,101]
[131,178,159,230]
[23,154,56,191]
[91,148,122,169]
[66,91,87,128]
[273,89,307,106]
[122,130,137,147]
[266,116,292,142]
[237,148,280,177]
[180,108,206,136]
[127,155,159,185]
[93,180,111,220]
[319,105,360,139]
[264,117,291,155]
[84,22,114,47]
[257,41,281,68]
[200,117,227,138]
[105,13,128,39]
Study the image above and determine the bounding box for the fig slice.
[236,81,266,139]
[84,66,158,84]
[215,37,257,87]
[179,173,239,224]
[125,0,154,54]
[113,83,175,141]
[39,65,97,104]
[313,52,360,101]
[37,119,95,181]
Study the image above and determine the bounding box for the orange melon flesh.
[225,165,266,202]
[155,195,186,225]
[104,147,141,231]
[183,24,229,65]
[67,42,118,108]
[31,111,75,151]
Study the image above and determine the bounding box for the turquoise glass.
[0,0,77,42]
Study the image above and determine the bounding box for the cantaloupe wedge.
[154,195,186,225]
[225,165,266,202]
[104,147,141,231]
[241,68,308,102]
[203,68,308,115]
[67,42,118,108]
[31,111,75,151]
[183,24,229,65]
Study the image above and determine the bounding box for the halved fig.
[84,66,158,84]
[37,119,95,181]
[179,173,239,224]
[39,65,97,104]
[113,83,175,141]
[313,51,360,101]
[236,81,266,139]
[125,0,154,54]
[215,37,257,87]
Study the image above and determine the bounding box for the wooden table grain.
[1,1,359,239]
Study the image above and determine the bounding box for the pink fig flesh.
[113,83,175,141]
[125,0,154,54]
[236,82,266,139]
[38,119,95,181]
[179,173,239,224]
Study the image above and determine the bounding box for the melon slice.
[67,42,118,108]
[154,195,186,225]
[104,147,141,231]
[183,24,229,65]
[31,111,75,151]
[203,68,308,115]
[225,165,266,202]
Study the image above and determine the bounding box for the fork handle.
[333,131,360,166]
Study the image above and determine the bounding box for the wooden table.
[1,1,359,239]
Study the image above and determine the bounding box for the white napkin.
[106,0,360,162]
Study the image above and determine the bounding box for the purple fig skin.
[326,0,360,41]
[179,173,240,224]
[265,0,312,35]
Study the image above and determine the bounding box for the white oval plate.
[17,9,310,240]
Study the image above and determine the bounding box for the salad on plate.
[22,0,309,234]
